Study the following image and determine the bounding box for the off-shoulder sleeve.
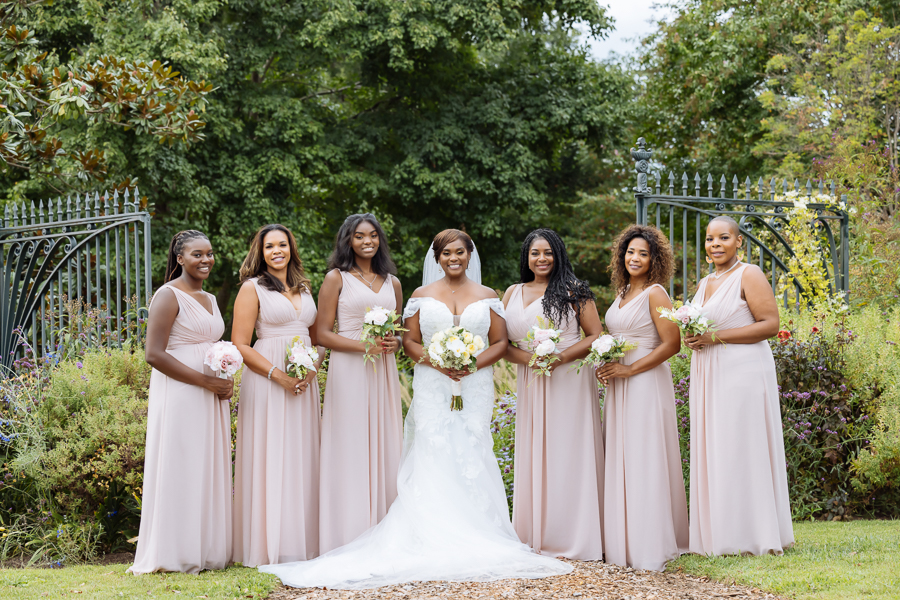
[403,297,427,321]
[485,297,506,319]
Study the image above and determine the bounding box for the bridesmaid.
[503,228,605,560]
[317,214,404,554]
[684,216,794,556]
[129,230,234,574]
[596,225,689,571]
[232,224,325,566]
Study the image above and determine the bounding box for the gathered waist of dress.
[336,325,363,340]
[166,339,214,351]
[255,322,309,340]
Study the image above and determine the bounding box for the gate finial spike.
[134,186,141,209]
[757,177,765,200]
[103,191,110,212]
[817,179,824,194]
[112,189,120,215]
[93,191,101,212]
[792,178,799,191]
[38,199,44,220]
[3,204,9,227]
[56,197,63,221]
[805,179,812,196]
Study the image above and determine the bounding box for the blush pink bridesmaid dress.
[506,284,604,560]
[233,279,321,566]
[129,285,232,574]
[318,271,403,554]
[603,284,689,571]
[689,264,794,556]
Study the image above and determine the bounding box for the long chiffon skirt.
[512,363,604,560]
[603,358,689,570]
[318,350,403,554]
[129,346,232,574]
[233,337,320,566]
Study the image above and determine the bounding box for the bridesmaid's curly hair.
[518,228,594,327]
[609,225,674,297]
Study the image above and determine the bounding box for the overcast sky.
[583,0,671,61]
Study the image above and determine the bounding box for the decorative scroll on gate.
[631,138,850,305]
[0,189,152,372]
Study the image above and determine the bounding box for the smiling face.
[624,236,651,280]
[351,220,380,261]
[705,220,742,267]
[178,237,214,280]
[262,229,290,272]
[528,237,554,279]
[439,238,470,277]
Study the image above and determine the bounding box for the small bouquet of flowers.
[523,316,564,378]
[361,306,407,367]
[204,341,244,379]
[576,334,637,373]
[285,336,320,380]
[423,326,486,411]
[657,301,719,339]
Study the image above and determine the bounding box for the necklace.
[353,268,377,289]
[443,277,463,294]
[712,259,742,280]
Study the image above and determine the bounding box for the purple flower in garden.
[76,361,83,369]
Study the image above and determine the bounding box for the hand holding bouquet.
[523,316,563,378]
[577,334,637,373]
[362,306,407,367]
[286,336,319,381]
[657,301,717,336]
[423,325,485,411]
[204,341,244,379]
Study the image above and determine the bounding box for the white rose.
[463,332,473,343]
[474,337,485,350]
[535,339,556,356]
[431,330,445,343]
[593,334,615,355]
[698,316,709,327]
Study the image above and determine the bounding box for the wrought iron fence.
[0,188,152,371]
[631,138,850,305]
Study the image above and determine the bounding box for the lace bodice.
[403,297,504,345]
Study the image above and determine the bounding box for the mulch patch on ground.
[266,561,784,600]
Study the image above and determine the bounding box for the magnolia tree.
[0,0,212,188]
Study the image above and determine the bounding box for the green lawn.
[0,563,279,599]
[668,520,900,600]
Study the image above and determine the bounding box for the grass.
[668,520,900,600]
[0,563,279,599]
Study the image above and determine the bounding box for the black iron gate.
[631,138,850,305]
[1,188,152,371]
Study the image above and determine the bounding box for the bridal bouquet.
[657,301,719,339]
[204,341,243,379]
[361,306,407,367]
[285,336,319,380]
[576,334,638,373]
[424,326,485,411]
[523,316,563,378]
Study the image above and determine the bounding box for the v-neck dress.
[688,265,794,556]
[603,284,689,570]
[319,271,403,554]
[129,285,232,574]
[505,284,604,560]
[233,279,321,566]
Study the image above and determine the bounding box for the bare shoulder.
[501,284,518,303]
[648,285,672,307]
[322,269,343,287]
[238,279,258,294]
[474,283,500,300]
[391,275,403,293]
[412,281,440,298]
[741,263,768,283]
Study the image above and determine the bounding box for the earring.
[706,256,713,264]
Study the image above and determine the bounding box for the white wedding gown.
[260,297,572,589]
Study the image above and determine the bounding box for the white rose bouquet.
[523,316,563,378]
[576,334,637,373]
[361,306,407,367]
[204,341,244,379]
[423,325,486,411]
[657,300,719,340]
[285,335,319,380]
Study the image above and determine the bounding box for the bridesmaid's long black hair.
[327,213,397,278]
[165,230,209,282]
[518,228,594,327]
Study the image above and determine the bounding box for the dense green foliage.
[1,0,629,303]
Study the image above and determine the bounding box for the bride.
[260,229,572,589]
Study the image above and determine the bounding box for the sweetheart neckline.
[416,296,495,318]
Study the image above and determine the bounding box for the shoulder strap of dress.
[647,282,669,297]
[485,297,506,319]
[403,296,427,321]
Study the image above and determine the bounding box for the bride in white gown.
[260,230,572,589]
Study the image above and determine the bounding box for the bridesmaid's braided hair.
[239,224,311,294]
[518,228,594,327]
[165,230,209,282]
[609,225,674,297]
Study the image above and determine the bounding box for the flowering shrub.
[491,392,517,515]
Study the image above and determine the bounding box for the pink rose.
[533,328,553,342]
[680,316,691,324]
